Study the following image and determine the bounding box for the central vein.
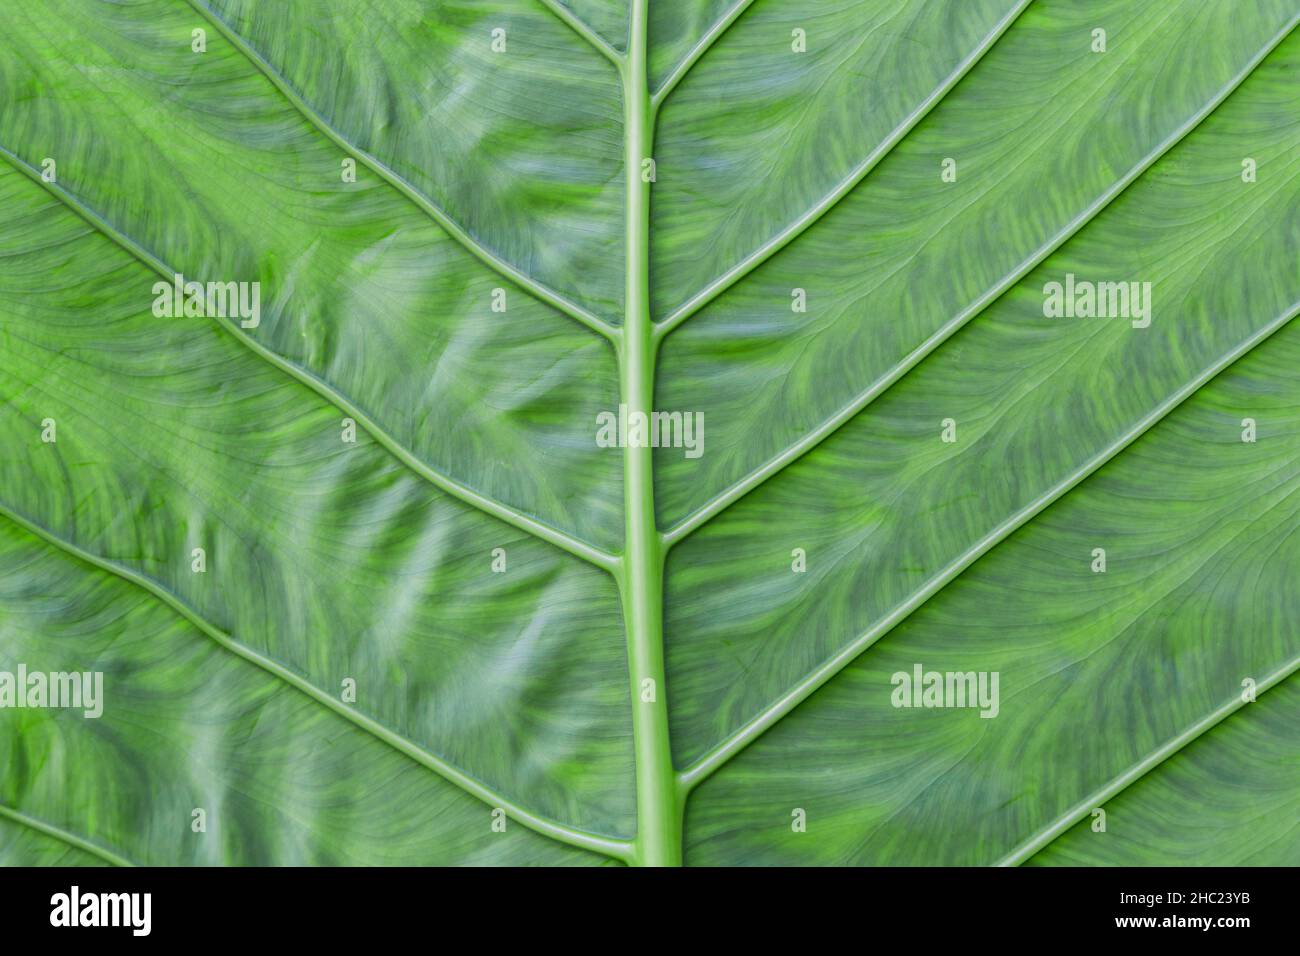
[617,0,681,867]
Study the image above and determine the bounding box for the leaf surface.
[1,0,1297,866]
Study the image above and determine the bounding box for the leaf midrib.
[5,0,1296,868]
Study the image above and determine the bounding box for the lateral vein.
[996,658,1300,867]
[653,0,1033,337]
[650,0,760,113]
[183,0,619,343]
[0,802,137,867]
[535,0,625,68]
[0,504,635,864]
[676,296,1300,791]
[661,17,1297,549]
[0,144,619,574]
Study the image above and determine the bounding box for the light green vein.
[0,144,620,575]
[652,0,1034,337]
[650,0,760,114]
[676,296,1300,792]
[535,0,625,68]
[997,660,1300,866]
[0,802,136,867]
[0,503,635,864]
[183,0,620,343]
[659,15,1296,550]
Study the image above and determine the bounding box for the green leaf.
[1,0,1297,867]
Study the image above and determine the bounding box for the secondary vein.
[650,0,760,113]
[676,296,1300,792]
[0,802,137,867]
[0,503,635,864]
[183,0,619,343]
[659,16,1295,550]
[653,0,1034,338]
[534,0,625,68]
[0,144,619,575]
[996,658,1300,866]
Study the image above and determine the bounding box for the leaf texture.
[1,0,1297,867]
